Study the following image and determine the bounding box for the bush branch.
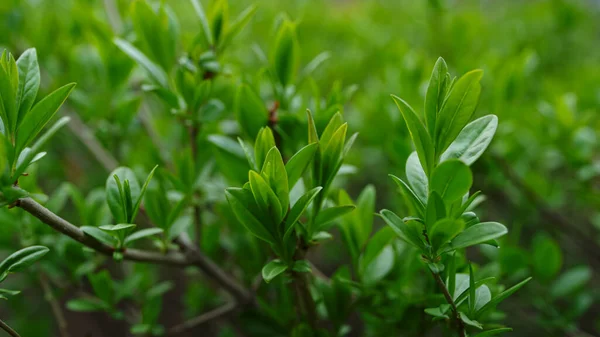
[0,319,21,337]
[166,302,237,336]
[431,271,465,337]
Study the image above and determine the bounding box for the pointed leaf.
[262,259,288,283]
[441,115,498,165]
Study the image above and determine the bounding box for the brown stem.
[292,245,318,329]
[39,272,70,337]
[0,319,21,337]
[431,271,465,337]
[166,302,237,336]
[17,197,253,304]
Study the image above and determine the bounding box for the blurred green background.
[1,0,599,336]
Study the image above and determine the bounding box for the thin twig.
[65,111,119,172]
[0,319,21,337]
[17,197,253,304]
[431,271,465,337]
[166,302,237,336]
[39,272,70,337]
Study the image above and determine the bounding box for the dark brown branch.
[166,302,237,336]
[17,197,253,304]
[0,319,21,337]
[431,271,465,337]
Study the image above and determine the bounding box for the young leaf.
[219,4,257,50]
[16,82,75,152]
[271,19,299,87]
[391,95,434,177]
[131,165,158,223]
[81,227,119,247]
[476,277,532,317]
[429,218,464,252]
[314,205,356,231]
[249,170,284,226]
[225,187,276,244]
[254,127,276,169]
[16,48,40,125]
[425,57,448,136]
[430,159,472,203]
[286,143,318,188]
[406,151,428,204]
[262,259,288,283]
[262,147,289,212]
[106,167,140,224]
[389,174,425,217]
[191,0,213,46]
[67,298,110,312]
[0,246,49,282]
[284,187,322,239]
[435,69,483,154]
[472,328,513,337]
[446,222,508,251]
[441,115,498,165]
[114,38,168,87]
[379,209,425,250]
[124,228,164,245]
[425,191,446,227]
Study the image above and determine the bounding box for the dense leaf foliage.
[0,0,598,336]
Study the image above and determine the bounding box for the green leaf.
[314,205,356,231]
[469,264,476,314]
[249,170,284,226]
[321,123,348,185]
[67,297,109,312]
[262,259,288,283]
[532,233,563,281]
[191,0,213,46]
[475,285,492,311]
[88,270,114,305]
[254,127,276,170]
[16,48,40,126]
[435,69,483,154]
[447,222,508,251]
[235,84,268,139]
[429,218,464,252]
[460,312,483,329]
[391,95,434,177]
[424,304,450,319]
[550,266,591,298]
[0,246,49,282]
[286,143,318,188]
[0,288,20,298]
[425,191,446,228]
[441,115,498,165]
[225,187,276,244]
[106,167,141,224]
[359,227,395,285]
[99,223,136,232]
[379,209,425,250]
[16,82,75,152]
[477,277,532,317]
[292,260,312,273]
[114,38,168,87]
[237,137,257,171]
[285,187,322,239]
[406,151,428,204]
[81,226,118,247]
[430,159,472,203]
[389,174,425,217]
[124,228,164,246]
[131,165,157,223]
[219,5,257,50]
[0,53,17,134]
[261,147,289,212]
[425,57,448,136]
[271,19,299,87]
[473,328,513,337]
